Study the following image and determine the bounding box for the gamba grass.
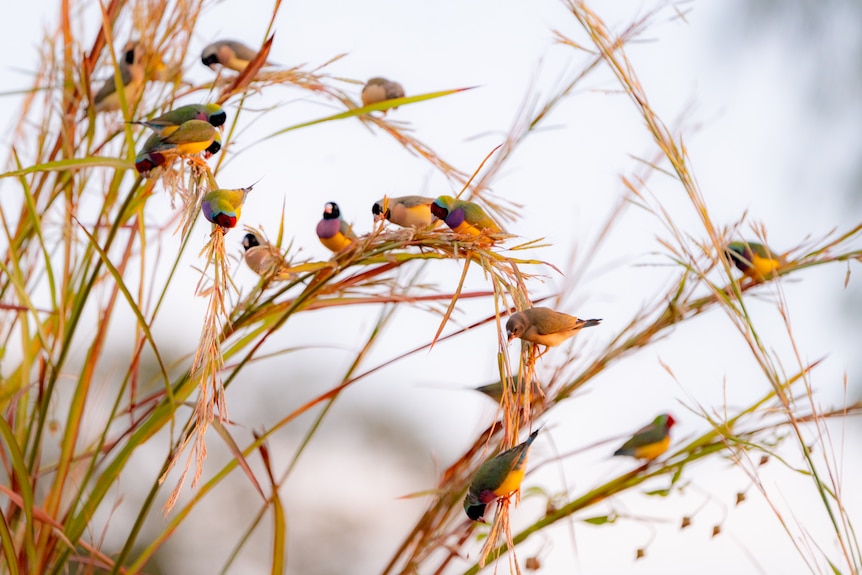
[0,0,860,574]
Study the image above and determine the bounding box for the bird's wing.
[340,219,358,240]
[225,41,259,61]
[462,202,501,232]
[621,424,666,449]
[93,78,116,103]
[749,242,777,260]
[152,107,191,126]
[398,196,434,208]
[527,308,578,335]
[161,121,213,145]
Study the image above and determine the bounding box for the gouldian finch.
[242,232,296,281]
[132,103,226,136]
[150,119,217,156]
[613,414,676,461]
[201,184,255,232]
[506,307,601,349]
[135,131,220,175]
[464,429,540,522]
[93,42,145,113]
[372,195,437,228]
[361,77,405,108]
[724,240,784,281]
[316,202,357,252]
[134,120,218,175]
[135,132,220,175]
[201,40,270,72]
[430,195,502,238]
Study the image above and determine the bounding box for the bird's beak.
[506,332,514,343]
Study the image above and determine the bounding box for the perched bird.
[201,184,255,232]
[372,195,437,228]
[506,307,601,350]
[134,128,220,175]
[132,103,226,136]
[724,240,784,281]
[430,195,502,238]
[134,119,219,175]
[151,119,217,155]
[201,40,269,72]
[92,41,145,113]
[242,232,296,281]
[361,77,405,110]
[613,414,676,461]
[156,120,221,156]
[464,429,540,522]
[473,376,542,403]
[316,202,357,252]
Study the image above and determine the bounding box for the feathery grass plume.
[160,218,236,513]
[254,83,473,184]
[380,6,862,575]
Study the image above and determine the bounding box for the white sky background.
[0,0,860,574]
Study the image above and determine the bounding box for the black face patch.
[371,203,390,219]
[124,47,136,65]
[465,502,486,521]
[242,233,260,251]
[209,110,227,127]
[202,53,219,67]
[324,202,341,219]
[724,246,749,272]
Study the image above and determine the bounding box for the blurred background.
[0,0,860,573]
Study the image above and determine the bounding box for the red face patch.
[213,213,237,229]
